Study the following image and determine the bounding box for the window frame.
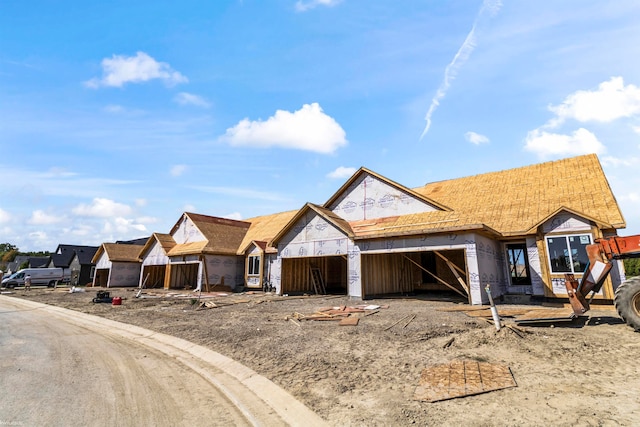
[545,233,593,274]
[247,255,261,276]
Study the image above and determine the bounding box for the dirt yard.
[6,287,640,426]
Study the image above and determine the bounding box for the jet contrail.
[420,0,502,140]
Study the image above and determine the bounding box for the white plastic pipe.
[485,284,501,331]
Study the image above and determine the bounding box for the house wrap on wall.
[237,210,298,290]
[135,211,297,291]
[137,233,176,288]
[87,154,625,305]
[268,154,626,305]
[92,243,144,288]
[160,213,251,291]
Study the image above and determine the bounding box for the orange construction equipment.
[564,235,640,330]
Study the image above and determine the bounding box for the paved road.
[0,296,327,427]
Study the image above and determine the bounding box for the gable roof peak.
[323,167,451,211]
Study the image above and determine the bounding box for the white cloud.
[135,216,159,224]
[84,51,188,88]
[220,103,347,154]
[601,156,640,167]
[135,198,148,207]
[464,131,490,145]
[327,166,356,179]
[104,104,125,114]
[620,192,640,203]
[295,0,342,12]
[524,128,606,158]
[72,198,133,218]
[68,224,95,237]
[223,212,243,220]
[47,167,77,178]
[0,208,11,223]
[547,77,640,127]
[28,210,64,225]
[102,217,147,235]
[421,0,503,139]
[29,230,47,239]
[191,185,286,201]
[183,204,196,212]
[170,164,188,177]
[174,92,211,108]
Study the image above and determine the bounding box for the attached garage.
[138,233,176,289]
[91,243,143,288]
[360,249,468,299]
[281,255,347,295]
[140,264,167,288]
[93,268,109,288]
[166,262,200,289]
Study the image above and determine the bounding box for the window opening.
[545,234,592,274]
[247,255,261,276]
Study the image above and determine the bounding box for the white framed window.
[247,255,261,276]
[545,234,592,274]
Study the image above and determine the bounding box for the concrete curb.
[1,295,328,427]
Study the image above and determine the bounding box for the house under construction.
[92,154,627,305]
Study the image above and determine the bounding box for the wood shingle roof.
[410,154,625,236]
[237,210,298,254]
[168,213,252,256]
[93,243,143,263]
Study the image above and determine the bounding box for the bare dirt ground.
[6,286,640,426]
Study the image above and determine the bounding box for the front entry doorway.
[506,243,532,292]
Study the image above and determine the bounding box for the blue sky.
[1,0,640,251]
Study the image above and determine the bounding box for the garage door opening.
[168,263,199,289]
[141,265,167,289]
[281,256,347,295]
[361,249,468,301]
[93,269,109,287]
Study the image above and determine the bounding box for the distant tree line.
[0,242,51,271]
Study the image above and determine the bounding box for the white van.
[1,268,64,288]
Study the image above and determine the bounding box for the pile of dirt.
[7,287,639,426]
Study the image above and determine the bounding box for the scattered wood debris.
[402,314,416,328]
[442,337,455,348]
[414,360,517,403]
[285,304,387,326]
[385,313,415,331]
[441,303,578,328]
[513,308,577,323]
[339,317,359,326]
[462,308,543,318]
[288,318,302,328]
[436,305,489,312]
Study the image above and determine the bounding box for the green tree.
[0,243,18,253]
[624,258,640,277]
[0,243,19,270]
